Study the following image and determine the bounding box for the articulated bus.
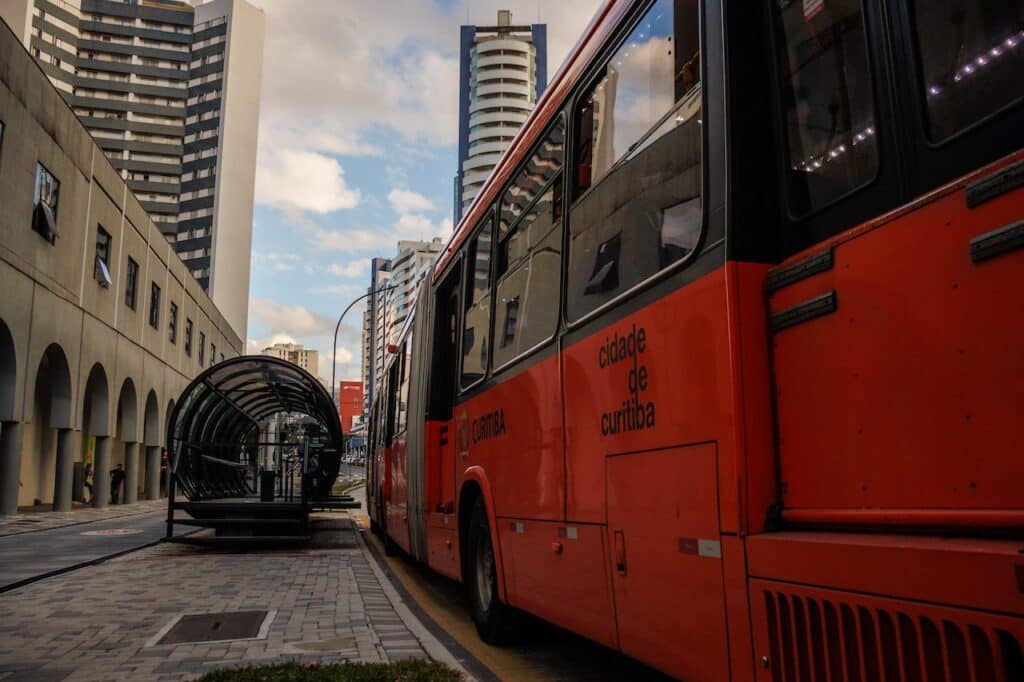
[367,0,1024,678]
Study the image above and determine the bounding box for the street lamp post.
[329,285,398,412]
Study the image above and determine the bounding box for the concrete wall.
[0,17,243,508]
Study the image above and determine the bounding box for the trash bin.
[260,470,276,502]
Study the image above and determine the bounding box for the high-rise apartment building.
[178,0,262,335]
[0,0,263,336]
[358,238,444,421]
[261,342,319,377]
[360,257,392,417]
[455,9,546,222]
[387,237,443,337]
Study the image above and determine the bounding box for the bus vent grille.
[763,590,1024,682]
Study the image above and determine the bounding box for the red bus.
[367,0,1024,678]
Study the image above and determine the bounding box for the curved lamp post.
[330,285,398,412]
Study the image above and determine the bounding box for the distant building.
[358,238,444,420]
[0,0,265,337]
[262,342,318,377]
[337,381,362,433]
[387,237,444,338]
[455,9,546,222]
[360,257,392,417]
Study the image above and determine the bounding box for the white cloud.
[248,0,602,216]
[388,189,435,214]
[327,260,370,278]
[248,298,335,336]
[255,149,360,214]
[253,252,303,272]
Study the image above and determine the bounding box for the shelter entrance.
[164,356,354,545]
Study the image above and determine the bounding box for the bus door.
[424,263,462,577]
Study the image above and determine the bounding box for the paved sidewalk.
[0,499,169,538]
[0,516,467,681]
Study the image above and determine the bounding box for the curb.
[358,528,496,681]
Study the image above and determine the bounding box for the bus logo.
[457,410,471,458]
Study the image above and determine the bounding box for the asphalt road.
[0,510,191,592]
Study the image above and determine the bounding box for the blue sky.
[243,0,602,383]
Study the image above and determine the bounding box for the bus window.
[500,118,565,245]
[384,361,399,444]
[396,340,410,433]
[911,0,1023,142]
[493,177,562,367]
[567,0,702,323]
[491,120,565,368]
[461,220,493,388]
[772,0,878,217]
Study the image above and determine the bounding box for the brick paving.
[0,516,465,681]
[0,499,169,538]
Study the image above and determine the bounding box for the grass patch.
[197,660,461,681]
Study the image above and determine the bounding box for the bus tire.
[383,530,397,556]
[467,497,510,643]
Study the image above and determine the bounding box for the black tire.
[466,497,511,643]
[383,527,397,556]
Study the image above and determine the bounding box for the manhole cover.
[158,611,270,645]
[81,528,143,536]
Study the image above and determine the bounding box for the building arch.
[144,391,160,447]
[20,344,73,506]
[0,319,16,422]
[165,398,176,446]
[116,378,138,443]
[82,363,110,438]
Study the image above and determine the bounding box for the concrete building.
[0,19,243,514]
[387,237,443,337]
[261,342,318,377]
[177,0,263,336]
[0,0,265,336]
[360,257,391,417]
[337,380,361,433]
[358,239,443,422]
[455,9,546,222]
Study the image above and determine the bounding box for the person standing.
[84,463,94,504]
[110,464,126,504]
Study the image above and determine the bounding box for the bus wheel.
[467,497,509,643]
[383,529,397,556]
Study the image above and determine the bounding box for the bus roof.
[432,0,630,281]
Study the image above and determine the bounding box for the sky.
[241,0,604,385]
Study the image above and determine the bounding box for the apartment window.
[210,343,216,367]
[33,163,60,244]
[94,226,112,286]
[149,282,161,329]
[125,258,139,309]
[198,332,205,365]
[168,302,178,343]
[185,318,193,356]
